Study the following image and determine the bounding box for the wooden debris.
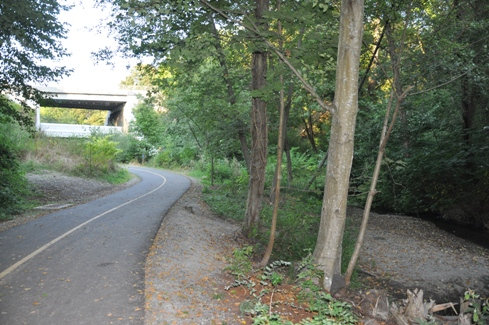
[390,289,435,325]
[431,302,458,314]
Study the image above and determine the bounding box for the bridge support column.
[35,104,41,130]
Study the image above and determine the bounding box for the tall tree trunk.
[303,114,318,153]
[209,16,251,171]
[386,18,409,152]
[344,87,411,286]
[244,0,269,235]
[313,0,364,292]
[260,0,285,266]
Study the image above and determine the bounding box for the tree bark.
[312,0,364,292]
[303,114,318,152]
[260,0,285,266]
[344,87,411,286]
[244,0,269,235]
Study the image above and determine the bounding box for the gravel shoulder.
[144,181,245,324]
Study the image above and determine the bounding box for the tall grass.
[24,134,129,183]
[24,136,85,174]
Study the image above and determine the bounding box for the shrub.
[0,122,30,219]
[112,133,153,163]
[152,144,198,169]
[81,136,121,175]
[226,245,254,280]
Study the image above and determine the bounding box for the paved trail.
[0,167,190,325]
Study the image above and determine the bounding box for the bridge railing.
[39,123,123,138]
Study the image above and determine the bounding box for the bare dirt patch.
[351,208,489,302]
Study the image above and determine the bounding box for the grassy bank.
[1,134,131,221]
[24,135,130,181]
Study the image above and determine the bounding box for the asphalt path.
[0,167,190,324]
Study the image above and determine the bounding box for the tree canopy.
[104,0,489,290]
[0,0,69,100]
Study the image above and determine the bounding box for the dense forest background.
[106,0,488,231]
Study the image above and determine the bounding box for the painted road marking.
[0,168,166,281]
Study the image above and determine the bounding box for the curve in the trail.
[0,169,168,280]
[0,167,190,325]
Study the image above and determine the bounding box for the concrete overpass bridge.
[36,89,141,137]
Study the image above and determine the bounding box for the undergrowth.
[198,157,360,286]
[225,250,358,324]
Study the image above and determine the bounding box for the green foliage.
[197,150,363,269]
[260,260,291,286]
[25,135,129,185]
[40,107,106,125]
[98,168,131,185]
[131,101,164,147]
[296,253,323,293]
[0,0,69,100]
[199,158,249,220]
[0,121,30,219]
[112,133,153,163]
[351,0,489,229]
[152,144,198,169]
[295,256,357,325]
[81,136,121,175]
[0,95,35,130]
[463,290,489,325]
[305,292,357,325]
[232,254,357,325]
[202,182,248,222]
[226,246,254,281]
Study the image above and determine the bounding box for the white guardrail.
[39,123,123,138]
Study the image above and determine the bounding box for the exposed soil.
[350,208,489,303]
[3,170,489,323]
